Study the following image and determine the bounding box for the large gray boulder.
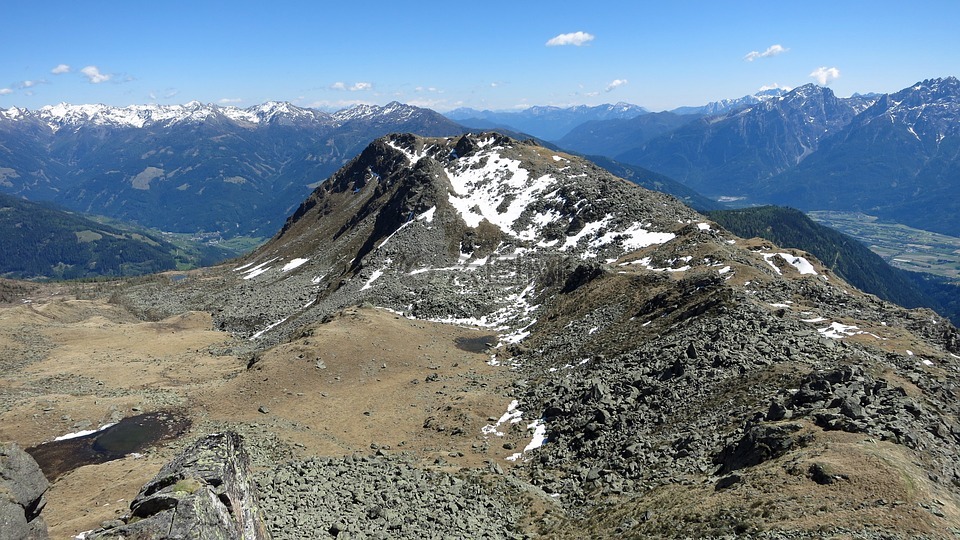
[0,442,49,540]
[88,432,270,539]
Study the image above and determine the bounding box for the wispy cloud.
[0,88,12,95]
[219,98,243,104]
[19,80,40,89]
[605,79,628,92]
[307,99,373,111]
[809,66,840,85]
[546,31,595,47]
[744,44,788,62]
[149,88,180,101]
[331,81,373,91]
[51,64,71,74]
[81,65,111,84]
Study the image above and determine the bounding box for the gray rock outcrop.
[0,442,49,540]
[88,431,270,540]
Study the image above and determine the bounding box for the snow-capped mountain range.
[0,100,436,132]
[670,87,791,116]
[0,101,466,238]
[2,76,959,240]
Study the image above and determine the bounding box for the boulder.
[0,442,49,540]
[88,432,270,539]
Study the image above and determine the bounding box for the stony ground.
[6,262,960,539]
[0,283,539,539]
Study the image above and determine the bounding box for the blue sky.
[3,1,958,112]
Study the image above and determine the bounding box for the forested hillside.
[0,193,181,279]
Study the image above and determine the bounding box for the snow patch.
[763,253,817,275]
[361,269,385,291]
[250,317,290,340]
[482,400,523,437]
[55,423,117,441]
[281,258,309,272]
[418,206,437,223]
[239,258,278,280]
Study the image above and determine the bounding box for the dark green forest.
[708,206,960,325]
[1,193,182,280]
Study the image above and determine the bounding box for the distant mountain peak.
[672,87,790,116]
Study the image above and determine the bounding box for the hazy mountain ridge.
[445,102,650,141]
[573,77,960,237]
[617,83,866,194]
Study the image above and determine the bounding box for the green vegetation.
[807,211,960,280]
[0,194,261,280]
[708,206,960,325]
[85,215,264,269]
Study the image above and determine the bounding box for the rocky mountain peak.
[193,132,700,343]
[855,76,960,141]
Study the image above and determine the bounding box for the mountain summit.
[139,132,699,342]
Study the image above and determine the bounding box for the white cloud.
[605,79,628,92]
[809,66,840,85]
[51,64,71,74]
[546,31,595,47]
[759,83,792,92]
[20,80,38,88]
[744,44,788,62]
[219,98,243,104]
[0,88,12,95]
[81,65,111,84]
[331,81,372,91]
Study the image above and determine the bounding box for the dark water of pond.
[454,334,498,353]
[26,411,190,481]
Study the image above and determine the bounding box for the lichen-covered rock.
[0,442,49,540]
[88,432,269,540]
